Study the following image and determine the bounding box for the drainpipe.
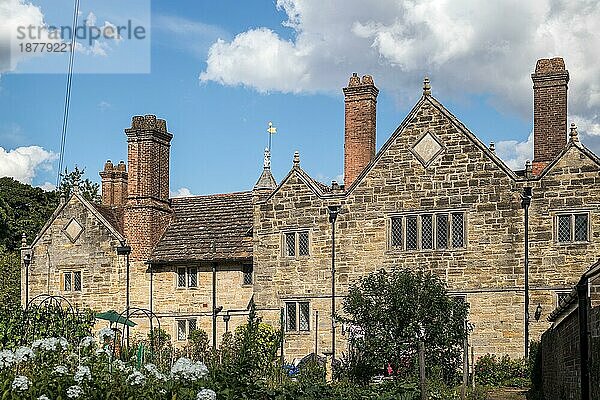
[212,262,217,350]
[521,186,532,359]
[577,277,590,400]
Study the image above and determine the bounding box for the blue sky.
[1,0,599,196]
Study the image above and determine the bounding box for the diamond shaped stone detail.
[411,131,444,167]
[63,218,84,243]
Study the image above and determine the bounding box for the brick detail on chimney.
[124,115,173,261]
[99,160,128,207]
[532,57,569,172]
[343,73,378,187]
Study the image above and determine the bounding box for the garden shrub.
[475,353,529,387]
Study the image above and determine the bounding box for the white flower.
[0,349,15,369]
[127,370,146,386]
[12,375,31,392]
[74,365,91,384]
[79,336,95,349]
[32,337,68,352]
[38,395,50,400]
[95,347,111,357]
[66,385,83,399]
[171,357,208,381]
[197,388,217,400]
[98,327,115,342]
[54,365,69,375]
[14,346,34,363]
[144,363,167,381]
[113,359,131,373]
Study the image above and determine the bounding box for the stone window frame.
[555,290,571,307]
[388,210,467,252]
[281,229,311,259]
[175,318,197,342]
[284,300,310,333]
[553,210,591,245]
[176,267,198,289]
[62,270,82,292]
[242,264,253,286]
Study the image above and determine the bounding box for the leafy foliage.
[58,166,101,204]
[339,268,469,384]
[474,354,529,387]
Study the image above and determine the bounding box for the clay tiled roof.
[150,191,253,263]
[92,204,125,235]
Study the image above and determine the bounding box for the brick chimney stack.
[343,73,378,187]
[532,57,569,174]
[124,115,173,261]
[99,160,128,207]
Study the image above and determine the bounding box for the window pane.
[298,231,310,256]
[188,267,198,288]
[557,215,571,243]
[285,233,296,257]
[64,273,72,291]
[574,214,588,242]
[286,302,297,331]
[177,320,187,341]
[73,271,82,291]
[436,214,449,249]
[299,302,310,331]
[421,215,433,249]
[406,216,418,250]
[391,217,402,248]
[243,264,253,285]
[177,268,186,288]
[557,292,570,306]
[188,319,197,334]
[451,213,465,248]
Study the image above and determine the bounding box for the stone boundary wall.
[540,305,600,400]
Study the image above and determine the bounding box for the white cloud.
[38,181,56,191]
[200,0,600,132]
[0,0,60,73]
[494,133,533,170]
[155,14,229,58]
[0,145,57,184]
[170,187,194,198]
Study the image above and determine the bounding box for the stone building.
[22,57,600,360]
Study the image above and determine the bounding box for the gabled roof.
[29,192,125,248]
[533,137,600,179]
[260,164,336,204]
[345,94,519,194]
[150,191,253,264]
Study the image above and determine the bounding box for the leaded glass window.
[406,216,418,250]
[177,268,186,288]
[73,271,82,291]
[421,214,433,249]
[298,231,310,256]
[243,264,253,285]
[64,272,72,291]
[436,214,448,249]
[451,213,464,248]
[177,320,187,341]
[299,302,310,331]
[188,319,197,333]
[286,302,297,331]
[391,217,402,248]
[557,215,571,243]
[285,233,296,257]
[574,214,588,242]
[188,267,198,288]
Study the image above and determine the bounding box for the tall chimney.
[343,73,378,186]
[124,115,173,261]
[99,160,128,207]
[532,57,569,174]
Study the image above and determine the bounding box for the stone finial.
[293,151,300,167]
[59,193,66,205]
[525,160,533,178]
[569,123,579,142]
[72,183,80,194]
[21,233,27,249]
[423,76,431,96]
[348,72,361,87]
[263,147,271,169]
[489,142,495,152]
[331,181,340,191]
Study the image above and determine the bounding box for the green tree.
[58,166,101,203]
[339,268,469,384]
